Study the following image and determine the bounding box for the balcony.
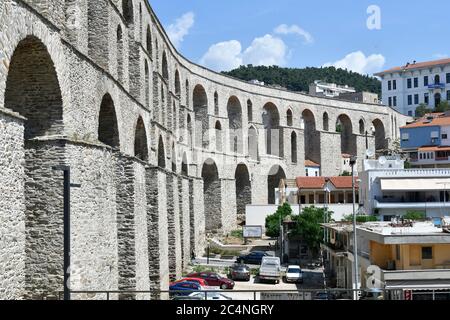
[428,83,446,90]
[374,198,450,209]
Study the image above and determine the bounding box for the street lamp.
[349,156,359,299]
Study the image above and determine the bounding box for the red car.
[171,277,209,288]
[187,272,235,289]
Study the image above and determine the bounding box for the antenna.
[379,156,387,165]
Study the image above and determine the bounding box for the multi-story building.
[337,91,380,104]
[359,157,450,221]
[400,112,450,168]
[309,80,356,98]
[375,58,450,116]
[323,220,450,299]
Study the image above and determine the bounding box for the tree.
[343,214,378,223]
[265,203,292,237]
[415,103,432,118]
[436,101,450,113]
[291,206,332,254]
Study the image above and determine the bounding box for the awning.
[380,178,450,191]
[385,279,450,290]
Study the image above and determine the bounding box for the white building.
[375,58,450,116]
[309,80,355,98]
[359,156,450,221]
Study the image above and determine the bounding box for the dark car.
[230,263,251,281]
[236,251,270,265]
[169,281,202,297]
[187,272,235,289]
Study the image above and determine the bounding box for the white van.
[259,256,281,284]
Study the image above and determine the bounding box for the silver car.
[285,265,303,283]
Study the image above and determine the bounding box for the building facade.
[375,58,450,116]
[309,80,356,98]
[0,0,409,299]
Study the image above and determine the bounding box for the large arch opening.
[98,94,120,148]
[5,36,64,296]
[235,164,252,224]
[302,109,321,165]
[336,114,356,156]
[134,117,148,161]
[373,119,387,151]
[193,85,208,148]
[267,165,286,205]
[263,102,282,157]
[227,96,243,154]
[158,135,166,168]
[122,0,134,25]
[248,126,259,161]
[202,160,222,233]
[162,52,169,81]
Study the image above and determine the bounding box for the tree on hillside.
[265,203,293,238]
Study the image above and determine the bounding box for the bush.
[404,211,426,221]
[229,229,243,239]
[343,215,379,223]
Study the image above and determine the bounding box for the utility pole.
[52,165,81,301]
[350,156,359,299]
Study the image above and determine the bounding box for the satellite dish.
[379,156,387,165]
[366,149,375,158]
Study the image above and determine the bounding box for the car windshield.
[288,268,301,273]
[264,262,277,266]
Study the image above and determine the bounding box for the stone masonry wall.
[0,110,25,300]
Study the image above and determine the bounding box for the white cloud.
[200,35,288,72]
[167,12,195,49]
[323,51,386,75]
[274,24,314,44]
[199,40,243,72]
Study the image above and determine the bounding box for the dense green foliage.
[343,215,379,223]
[265,203,293,237]
[416,101,450,117]
[404,211,426,221]
[222,65,381,95]
[292,207,332,253]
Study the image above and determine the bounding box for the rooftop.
[296,176,358,190]
[401,113,450,129]
[358,221,446,236]
[375,58,450,76]
[305,160,320,167]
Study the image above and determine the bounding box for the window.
[305,169,309,177]
[443,133,448,140]
[414,77,418,88]
[408,110,413,116]
[401,133,409,141]
[393,96,397,107]
[447,73,450,84]
[407,95,412,105]
[422,247,433,260]
[388,80,392,91]
[424,93,429,105]
[393,80,397,90]
[447,90,450,101]
[414,94,419,105]
[435,75,441,84]
[407,78,412,89]
[424,76,429,86]
[388,97,392,107]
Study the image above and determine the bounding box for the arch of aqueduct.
[0,0,410,299]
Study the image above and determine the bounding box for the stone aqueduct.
[0,0,409,299]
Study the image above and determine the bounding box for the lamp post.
[349,156,359,299]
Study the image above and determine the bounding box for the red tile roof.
[305,160,320,167]
[296,176,358,190]
[401,114,450,129]
[419,146,450,152]
[375,58,450,76]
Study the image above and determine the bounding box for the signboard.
[243,225,263,239]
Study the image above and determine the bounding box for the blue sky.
[149,0,450,75]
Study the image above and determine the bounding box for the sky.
[149,0,450,76]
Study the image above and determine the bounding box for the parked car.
[171,277,209,288]
[169,281,202,297]
[313,291,336,300]
[259,256,281,284]
[186,292,233,300]
[285,265,303,284]
[230,263,251,281]
[360,288,384,300]
[187,272,235,289]
[236,251,270,265]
